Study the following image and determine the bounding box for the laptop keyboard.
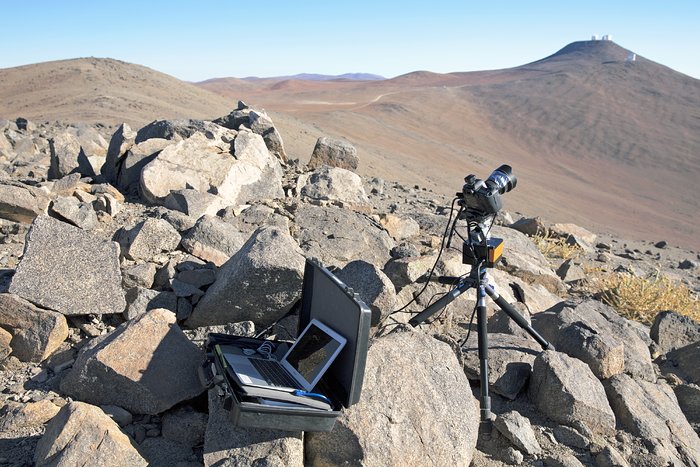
[250,358,301,389]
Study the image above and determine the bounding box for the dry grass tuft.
[585,269,700,325]
[533,231,582,260]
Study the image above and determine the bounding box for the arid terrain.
[1,40,699,249]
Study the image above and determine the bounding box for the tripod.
[409,234,554,439]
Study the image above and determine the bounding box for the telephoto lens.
[487,165,517,194]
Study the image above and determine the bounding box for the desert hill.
[195,40,700,250]
[0,57,231,126]
[1,42,698,248]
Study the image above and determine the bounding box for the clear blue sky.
[1,1,698,81]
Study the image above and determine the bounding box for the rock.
[462,333,542,399]
[0,294,68,362]
[308,136,359,170]
[203,388,304,466]
[550,222,597,249]
[161,406,208,447]
[532,300,654,381]
[103,123,136,183]
[249,110,287,162]
[508,216,548,236]
[49,131,95,179]
[678,259,698,270]
[15,117,35,132]
[300,166,369,206]
[122,262,157,289]
[306,331,479,466]
[100,405,133,427]
[140,130,283,206]
[49,196,98,230]
[9,215,126,315]
[378,213,420,240]
[494,410,542,455]
[117,138,171,195]
[532,308,624,380]
[0,180,50,224]
[187,226,305,328]
[118,218,181,261]
[490,225,564,294]
[541,452,586,467]
[666,341,700,385]
[0,326,11,361]
[556,258,586,283]
[135,118,218,143]
[604,373,700,465]
[552,425,589,449]
[595,446,630,467]
[528,350,616,436]
[290,203,394,268]
[164,188,230,219]
[180,215,245,266]
[390,242,420,259]
[488,267,563,314]
[176,268,216,289]
[336,260,397,326]
[138,437,195,466]
[123,287,178,320]
[674,384,700,424]
[60,309,205,414]
[34,402,147,466]
[383,255,435,290]
[650,310,700,354]
[0,400,60,432]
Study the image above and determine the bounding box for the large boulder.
[8,215,126,316]
[604,373,700,465]
[532,300,654,381]
[49,131,95,179]
[49,196,98,230]
[187,226,305,328]
[300,166,368,206]
[666,341,700,385]
[290,203,394,268]
[164,188,230,219]
[116,138,171,195]
[249,110,287,162]
[336,260,397,326]
[308,136,359,170]
[378,213,420,241]
[60,309,205,414]
[528,350,616,436]
[462,333,543,400]
[0,294,68,362]
[140,130,283,206]
[135,118,220,143]
[34,402,147,466]
[180,214,246,266]
[203,389,303,467]
[305,331,479,466]
[0,180,50,224]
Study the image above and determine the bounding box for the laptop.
[220,318,347,393]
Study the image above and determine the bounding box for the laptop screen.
[284,320,345,388]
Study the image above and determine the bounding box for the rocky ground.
[0,110,699,466]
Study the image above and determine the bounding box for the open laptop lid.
[281,318,346,391]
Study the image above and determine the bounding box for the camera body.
[459,165,517,220]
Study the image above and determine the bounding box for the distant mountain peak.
[539,40,633,64]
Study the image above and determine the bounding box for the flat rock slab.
[306,331,479,466]
[9,215,126,316]
[203,388,303,467]
[0,180,50,224]
[34,401,147,466]
[60,309,205,414]
[0,293,68,362]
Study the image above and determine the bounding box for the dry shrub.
[533,231,581,260]
[588,269,700,325]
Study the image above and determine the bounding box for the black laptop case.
[199,258,372,432]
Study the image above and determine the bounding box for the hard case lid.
[298,258,371,408]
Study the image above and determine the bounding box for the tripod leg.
[476,285,493,439]
[484,284,555,351]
